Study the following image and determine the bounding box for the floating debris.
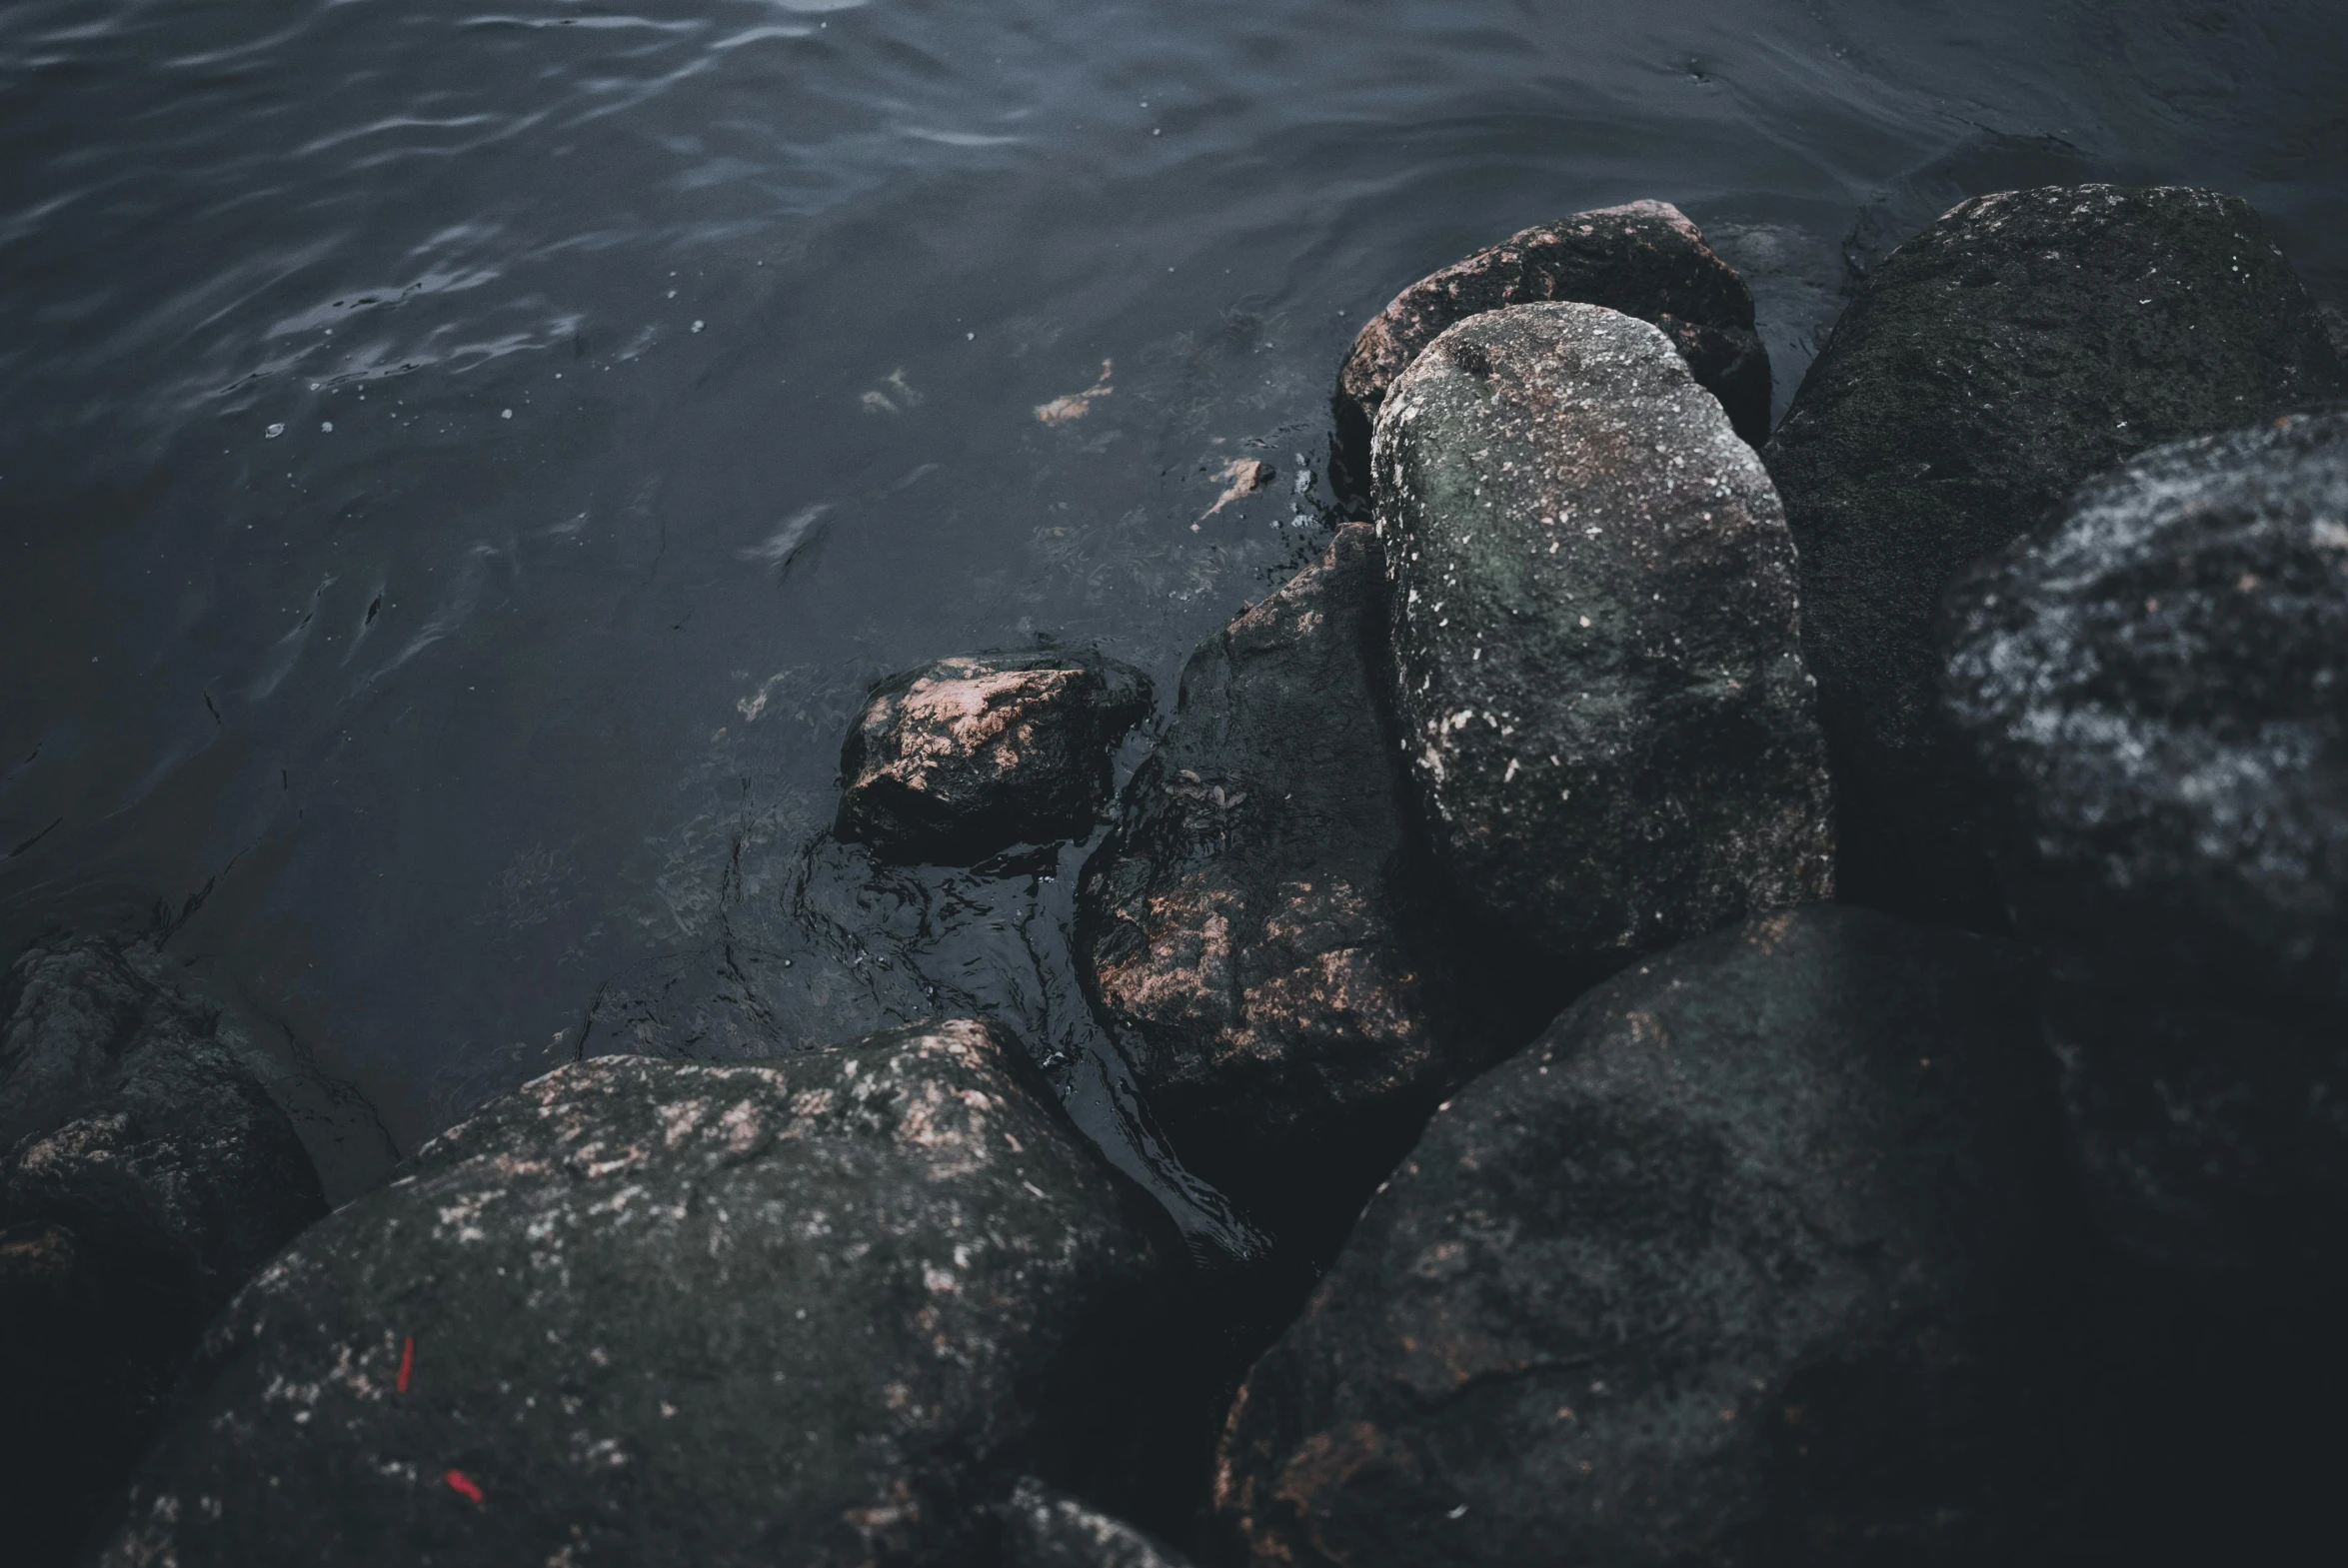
[1035,359,1114,424]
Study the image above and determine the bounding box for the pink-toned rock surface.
[1333,200,1769,500]
[837,652,1152,864]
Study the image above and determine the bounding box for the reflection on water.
[2,0,2342,1237]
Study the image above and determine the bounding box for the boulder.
[836,653,1153,865]
[1765,183,2348,925]
[1374,301,1832,977]
[1335,200,1770,502]
[1077,525,1460,1254]
[999,1477,1197,1568]
[1212,905,2073,1568]
[1,936,327,1568]
[92,1019,1174,1568]
[1942,411,2348,1279]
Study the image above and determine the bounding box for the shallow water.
[3,0,2342,1225]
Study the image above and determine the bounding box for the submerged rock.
[837,653,1153,865]
[1077,525,1457,1252]
[93,1019,1173,1568]
[1766,183,2348,924]
[1335,200,1770,500]
[1213,905,2071,1568]
[1942,412,2348,1279]
[1,936,327,1568]
[999,1477,1197,1568]
[1375,301,1832,976]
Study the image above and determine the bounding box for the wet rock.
[92,1018,1174,1568]
[999,1477,1196,1568]
[1766,183,2348,925]
[1942,411,2348,1279]
[1077,525,1458,1253]
[1335,200,1770,502]
[1,936,328,1568]
[837,653,1153,865]
[1375,301,1832,977]
[1213,905,2072,1568]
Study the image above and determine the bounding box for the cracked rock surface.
[1766,183,2348,925]
[90,1018,1172,1568]
[1212,906,2071,1568]
[1334,200,1771,501]
[1375,301,1832,976]
[1943,411,2348,1279]
[836,653,1153,865]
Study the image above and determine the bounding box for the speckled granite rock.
[1,936,326,1568]
[1213,906,2071,1568]
[1077,525,1461,1254]
[1334,200,1770,501]
[837,653,1153,865]
[1766,183,2348,925]
[998,1476,1197,1568]
[1943,412,2348,1279]
[90,1019,1173,1568]
[1375,301,1832,976]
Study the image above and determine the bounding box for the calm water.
[3,0,2343,1224]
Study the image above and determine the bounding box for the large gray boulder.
[2,936,327,1568]
[1373,301,1832,978]
[1942,411,2348,1280]
[1767,184,2348,925]
[91,1019,1174,1568]
[1212,906,2071,1568]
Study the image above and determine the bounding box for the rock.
[998,1477,1196,1568]
[1374,301,1833,976]
[1212,905,2073,1568]
[1941,411,2348,1279]
[1334,200,1771,503]
[836,653,1153,865]
[1765,183,2348,925]
[1076,525,1459,1254]
[92,1019,1174,1568]
[1,936,327,1568]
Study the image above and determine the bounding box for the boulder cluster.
[11,185,2347,1566]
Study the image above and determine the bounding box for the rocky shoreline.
[8,184,2348,1565]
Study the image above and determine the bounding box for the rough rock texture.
[837,653,1153,864]
[1335,200,1770,502]
[1,936,327,1568]
[93,1019,1173,1568]
[1766,183,2348,925]
[1375,301,1833,975]
[1077,526,1458,1252]
[1942,412,2348,1279]
[1213,906,2072,1568]
[998,1477,1197,1568]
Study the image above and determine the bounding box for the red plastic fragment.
[397,1335,415,1394]
[445,1469,484,1505]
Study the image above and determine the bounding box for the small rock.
[1334,200,1770,502]
[999,1476,1197,1568]
[1766,183,2348,925]
[1,937,328,1568]
[1375,301,1832,974]
[1077,526,1457,1252]
[1213,905,2071,1568]
[837,652,1153,864]
[1942,411,2348,1278]
[92,1019,1174,1567]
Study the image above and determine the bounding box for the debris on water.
[501,409,513,420]
[1202,457,1275,518]
[320,421,333,432]
[444,1470,483,1505]
[1035,360,1114,424]
[692,320,705,333]
[265,423,285,439]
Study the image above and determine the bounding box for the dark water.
[4,0,2343,1223]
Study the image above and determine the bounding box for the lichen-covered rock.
[1212,906,2071,1568]
[1942,412,2348,1278]
[1077,526,1458,1253]
[1766,183,2348,925]
[1335,200,1770,501]
[1,936,327,1568]
[998,1477,1197,1568]
[837,653,1153,865]
[1375,301,1832,974]
[91,1019,1173,1568]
